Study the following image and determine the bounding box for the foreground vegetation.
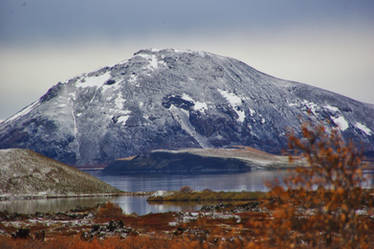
[1,123,373,248]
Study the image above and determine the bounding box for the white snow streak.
[236,108,245,122]
[118,115,130,125]
[181,94,208,112]
[218,89,242,106]
[128,74,138,85]
[71,110,78,137]
[332,116,349,131]
[114,93,126,110]
[181,93,194,102]
[355,122,372,135]
[194,102,208,112]
[117,110,131,125]
[325,105,339,113]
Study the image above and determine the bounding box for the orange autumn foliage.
[262,122,373,249]
[95,202,126,222]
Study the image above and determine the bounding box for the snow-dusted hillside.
[0,49,373,166]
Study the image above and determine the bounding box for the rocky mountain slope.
[0,49,373,166]
[103,147,290,174]
[0,149,120,199]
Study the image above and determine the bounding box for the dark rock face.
[0,49,373,166]
[103,152,251,174]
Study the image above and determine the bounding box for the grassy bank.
[147,189,267,202]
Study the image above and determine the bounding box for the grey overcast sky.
[1,0,374,120]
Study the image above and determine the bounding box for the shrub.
[180,186,193,193]
[95,202,124,221]
[263,122,372,249]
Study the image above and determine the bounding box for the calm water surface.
[88,170,290,192]
[1,170,372,215]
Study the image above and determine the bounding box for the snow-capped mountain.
[0,49,373,166]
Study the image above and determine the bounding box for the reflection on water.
[0,196,202,216]
[0,197,110,214]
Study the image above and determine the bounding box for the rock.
[107,220,124,231]
[12,228,30,239]
[86,220,131,239]
[33,230,45,241]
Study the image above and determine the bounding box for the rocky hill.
[0,149,120,199]
[0,49,373,166]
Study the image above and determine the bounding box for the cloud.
[1,0,373,44]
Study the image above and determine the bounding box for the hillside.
[0,149,121,200]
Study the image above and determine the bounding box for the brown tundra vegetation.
[0,123,373,248]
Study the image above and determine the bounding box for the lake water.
[1,170,372,215]
[87,170,290,192]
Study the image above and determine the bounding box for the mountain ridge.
[0,48,373,166]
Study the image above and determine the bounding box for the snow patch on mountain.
[114,93,126,110]
[128,74,139,86]
[218,89,245,122]
[325,105,339,113]
[71,110,78,137]
[194,101,208,112]
[118,111,131,126]
[249,108,256,116]
[181,93,194,102]
[218,89,242,106]
[332,116,349,131]
[181,94,208,112]
[355,122,372,136]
